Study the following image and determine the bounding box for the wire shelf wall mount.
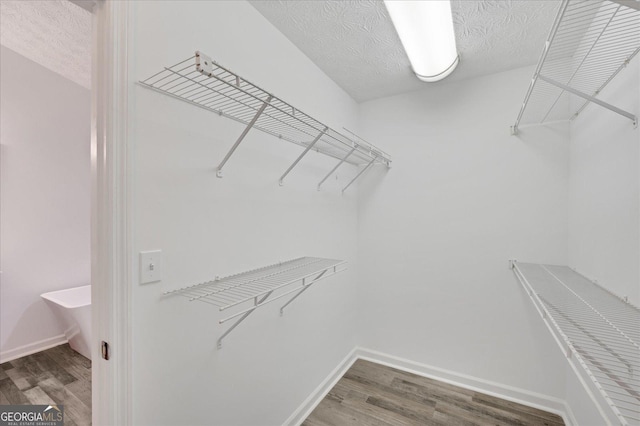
[513,0,640,134]
[511,261,640,425]
[165,257,346,348]
[140,51,391,193]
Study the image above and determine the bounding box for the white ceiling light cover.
[384,0,459,82]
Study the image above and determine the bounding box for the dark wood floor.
[304,359,565,426]
[0,344,91,426]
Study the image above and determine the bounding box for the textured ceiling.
[0,0,91,89]
[249,0,560,102]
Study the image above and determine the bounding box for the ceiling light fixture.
[384,0,459,82]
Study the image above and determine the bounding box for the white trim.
[564,401,579,426]
[285,346,576,426]
[283,347,359,426]
[92,1,133,425]
[0,335,67,364]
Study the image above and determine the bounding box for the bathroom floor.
[0,344,91,425]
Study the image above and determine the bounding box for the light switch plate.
[140,250,162,284]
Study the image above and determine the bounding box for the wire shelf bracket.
[139,51,391,192]
[512,0,640,135]
[279,126,328,186]
[164,257,347,349]
[511,261,640,425]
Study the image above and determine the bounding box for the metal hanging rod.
[139,51,391,192]
[164,257,346,348]
[512,261,640,425]
[512,0,639,135]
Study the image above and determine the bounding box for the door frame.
[91,1,133,424]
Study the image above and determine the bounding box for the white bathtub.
[41,285,91,360]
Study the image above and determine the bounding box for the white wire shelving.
[513,0,640,134]
[512,261,640,425]
[165,257,346,348]
[139,51,391,193]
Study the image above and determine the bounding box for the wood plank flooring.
[0,344,91,426]
[303,360,565,426]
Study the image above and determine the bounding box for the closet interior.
[127,0,639,424]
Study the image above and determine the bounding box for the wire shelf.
[513,262,640,425]
[139,51,391,190]
[513,0,640,133]
[165,257,346,348]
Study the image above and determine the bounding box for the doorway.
[0,1,129,424]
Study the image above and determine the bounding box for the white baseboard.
[284,346,577,426]
[0,335,67,364]
[563,402,578,426]
[355,348,576,426]
[283,347,359,426]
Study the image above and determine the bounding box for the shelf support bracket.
[216,95,273,178]
[317,146,357,191]
[280,269,328,315]
[217,291,272,349]
[538,75,637,125]
[279,126,328,186]
[342,156,377,194]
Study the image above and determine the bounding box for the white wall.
[131,1,361,424]
[357,66,571,402]
[0,46,91,360]
[568,55,640,306]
